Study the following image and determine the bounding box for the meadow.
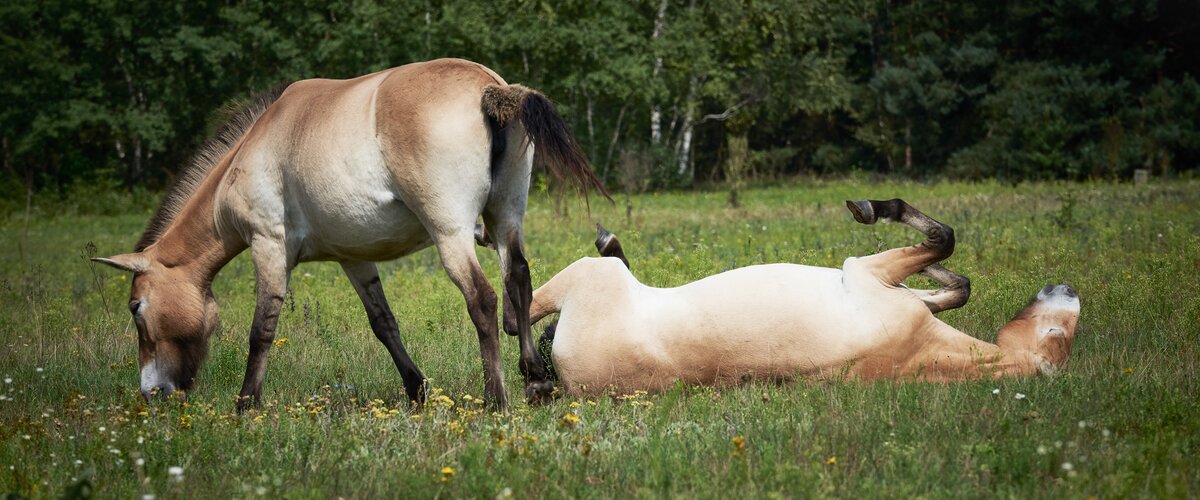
[1,178,1197,498]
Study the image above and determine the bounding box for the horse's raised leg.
[595,224,630,269]
[236,239,290,412]
[845,199,956,286]
[908,264,972,313]
[433,231,508,410]
[340,261,426,405]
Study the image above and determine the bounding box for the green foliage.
[1,0,1198,201]
[2,180,1199,496]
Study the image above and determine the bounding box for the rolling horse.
[93,58,607,411]
[511,200,1080,395]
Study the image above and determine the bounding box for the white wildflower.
[1014,393,1026,400]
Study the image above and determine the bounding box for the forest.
[2,0,1198,208]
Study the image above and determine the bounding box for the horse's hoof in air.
[846,200,877,225]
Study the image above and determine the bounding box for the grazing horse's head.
[94,252,218,400]
[998,284,1081,374]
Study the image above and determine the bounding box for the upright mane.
[135,85,291,252]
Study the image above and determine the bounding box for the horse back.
[215,59,505,262]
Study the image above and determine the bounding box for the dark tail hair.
[481,84,611,204]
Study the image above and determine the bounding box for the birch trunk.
[649,0,668,144]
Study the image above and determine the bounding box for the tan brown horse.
[525,200,1080,395]
[93,58,606,411]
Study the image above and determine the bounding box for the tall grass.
[1,179,1197,497]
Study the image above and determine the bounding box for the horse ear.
[92,253,150,274]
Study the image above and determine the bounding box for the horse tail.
[480,84,611,203]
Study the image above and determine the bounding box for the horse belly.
[292,187,433,262]
[664,265,884,377]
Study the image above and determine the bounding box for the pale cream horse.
[93,58,606,410]
[522,199,1080,395]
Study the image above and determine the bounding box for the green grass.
[2,179,1198,498]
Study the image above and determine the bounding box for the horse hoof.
[524,380,555,405]
[846,200,877,225]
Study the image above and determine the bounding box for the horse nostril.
[1061,284,1077,298]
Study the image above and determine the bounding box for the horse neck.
[902,320,1039,380]
[149,177,245,285]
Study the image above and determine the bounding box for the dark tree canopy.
[2,0,1197,205]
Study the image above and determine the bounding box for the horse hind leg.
[484,217,555,404]
[595,223,630,269]
[845,199,956,286]
[340,261,426,405]
[433,231,509,410]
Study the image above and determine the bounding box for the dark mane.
[135,84,291,252]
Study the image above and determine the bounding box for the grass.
[1,178,1198,498]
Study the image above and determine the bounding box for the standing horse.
[93,58,606,411]
[521,200,1080,395]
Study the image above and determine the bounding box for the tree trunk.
[676,77,699,178]
[649,0,668,144]
[603,104,628,184]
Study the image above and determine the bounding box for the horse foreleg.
[845,199,956,286]
[236,240,289,413]
[435,233,508,410]
[910,264,971,313]
[341,261,426,405]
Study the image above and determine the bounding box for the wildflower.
[1078,420,1087,429]
[168,466,184,482]
[1014,393,1026,400]
[136,458,145,466]
[1037,445,1048,455]
[142,495,156,500]
[1061,462,1073,471]
[731,435,746,455]
[272,337,289,349]
[440,466,456,483]
[3,377,10,384]
[560,412,581,429]
[826,456,837,465]
[991,388,1000,395]
[1123,367,1133,374]
[35,368,43,373]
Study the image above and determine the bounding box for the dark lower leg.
[464,269,508,410]
[914,264,972,313]
[504,245,554,403]
[237,294,282,412]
